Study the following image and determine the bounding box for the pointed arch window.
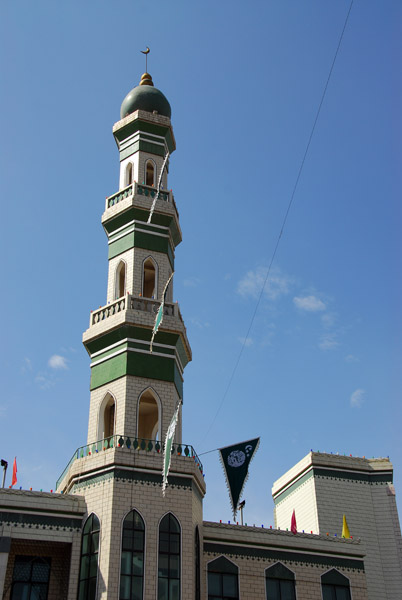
[78,514,100,600]
[138,388,160,440]
[142,258,156,299]
[98,393,116,440]
[207,556,239,600]
[265,563,296,600]
[11,556,51,600]
[120,510,145,600]
[158,513,181,600]
[145,160,155,186]
[321,569,351,600]
[126,162,133,186]
[104,397,115,439]
[115,261,126,300]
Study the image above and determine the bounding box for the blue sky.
[1,0,401,529]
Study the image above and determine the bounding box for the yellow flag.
[342,514,350,538]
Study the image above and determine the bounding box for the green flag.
[219,438,260,520]
[150,272,174,352]
[162,401,181,496]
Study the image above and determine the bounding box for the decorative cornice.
[203,542,365,572]
[273,466,393,505]
[0,511,82,531]
[69,466,192,493]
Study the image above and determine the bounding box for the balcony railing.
[90,295,178,326]
[106,183,171,210]
[56,435,203,490]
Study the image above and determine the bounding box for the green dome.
[120,73,171,119]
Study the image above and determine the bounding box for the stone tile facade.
[273,452,402,599]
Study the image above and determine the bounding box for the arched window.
[142,258,157,299]
[137,388,160,440]
[115,261,126,299]
[78,514,100,600]
[207,556,239,600]
[158,513,180,600]
[145,160,155,186]
[126,163,133,186]
[11,556,51,599]
[104,397,115,438]
[265,563,296,600]
[98,393,116,440]
[120,510,145,600]
[321,569,351,600]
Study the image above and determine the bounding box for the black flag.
[219,438,260,520]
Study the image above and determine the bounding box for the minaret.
[56,73,206,600]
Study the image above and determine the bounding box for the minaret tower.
[57,73,206,600]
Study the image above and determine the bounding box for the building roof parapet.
[83,295,191,363]
[0,487,86,514]
[101,183,182,249]
[272,452,393,499]
[113,109,176,154]
[114,108,173,131]
[202,520,365,558]
[56,438,205,496]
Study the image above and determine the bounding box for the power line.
[201,0,354,446]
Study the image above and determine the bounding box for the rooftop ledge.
[272,451,393,498]
[102,182,182,248]
[104,182,179,216]
[83,295,191,360]
[202,521,365,559]
[56,435,204,495]
[113,108,173,134]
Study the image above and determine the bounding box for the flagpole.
[239,500,245,525]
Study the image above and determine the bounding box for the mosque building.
[0,72,401,600]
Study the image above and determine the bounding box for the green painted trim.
[0,504,84,518]
[108,232,134,259]
[203,542,365,571]
[90,350,183,397]
[71,467,191,492]
[114,468,191,489]
[119,141,139,161]
[71,471,114,492]
[136,229,168,253]
[90,353,128,389]
[104,208,148,233]
[108,223,134,242]
[91,342,129,363]
[119,140,166,161]
[91,340,175,365]
[108,230,174,268]
[273,467,393,505]
[109,221,168,244]
[0,511,82,531]
[273,470,314,505]
[103,207,181,248]
[173,364,183,398]
[139,140,166,156]
[314,467,393,484]
[84,325,189,371]
[85,325,179,355]
[114,118,175,154]
[175,336,188,372]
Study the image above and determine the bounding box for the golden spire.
[139,72,154,87]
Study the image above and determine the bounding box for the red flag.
[11,457,17,487]
[291,509,297,534]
